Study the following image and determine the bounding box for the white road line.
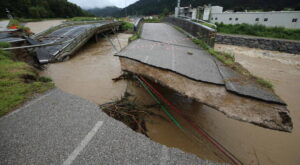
[63,121,104,165]
[171,45,175,70]
[160,145,169,165]
[0,90,55,121]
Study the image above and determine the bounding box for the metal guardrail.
[30,21,122,63]
[54,21,122,61]
[134,18,144,32]
[163,16,216,47]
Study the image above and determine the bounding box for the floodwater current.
[42,34,300,165]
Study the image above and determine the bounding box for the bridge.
[28,21,122,63]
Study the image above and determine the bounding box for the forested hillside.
[86,6,121,17]
[118,0,300,16]
[0,0,91,18]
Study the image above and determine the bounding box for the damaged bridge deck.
[30,21,121,63]
[115,23,293,132]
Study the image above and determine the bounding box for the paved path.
[0,89,219,165]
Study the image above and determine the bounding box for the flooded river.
[42,34,129,104]
[42,33,300,165]
[214,44,300,165]
[26,20,64,34]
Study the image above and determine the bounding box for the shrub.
[216,23,300,40]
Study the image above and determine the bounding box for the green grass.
[0,42,11,48]
[0,49,54,116]
[255,77,273,89]
[121,22,134,33]
[191,38,273,89]
[120,22,140,42]
[216,23,300,40]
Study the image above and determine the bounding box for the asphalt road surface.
[0,89,220,165]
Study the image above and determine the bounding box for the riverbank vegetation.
[0,45,54,116]
[191,38,273,89]
[0,0,92,19]
[216,23,300,40]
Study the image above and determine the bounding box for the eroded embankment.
[119,57,292,132]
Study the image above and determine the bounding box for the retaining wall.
[163,17,216,47]
[216,34,300,54]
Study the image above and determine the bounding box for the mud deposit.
[42,33,130,104]
[214,44,300,165]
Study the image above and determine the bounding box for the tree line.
[118,0,300,16]
[0,0,92,18]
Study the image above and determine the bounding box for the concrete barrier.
[163,17,216,47]
[216,34,300,54]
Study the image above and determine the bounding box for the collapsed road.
[28,21,122,63]
[115,22,293,132]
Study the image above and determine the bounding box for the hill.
[118,0,300,16]
[0,0,91,18]
[86,6,121,17]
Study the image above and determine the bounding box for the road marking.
[160,145,169,165]
[63,121,104,165]
[0,90,54,121]
[171,45,175,70]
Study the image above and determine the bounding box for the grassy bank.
[191,38,273,89]
[216,23,300,40]
[0,47,54,116]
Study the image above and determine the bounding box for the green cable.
[137,77,183,129]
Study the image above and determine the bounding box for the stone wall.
[216,34,300,54]
[163,17,216,47]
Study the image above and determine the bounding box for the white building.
[175,6,197,19]
[208,6,300,29]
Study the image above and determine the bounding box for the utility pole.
[175,0,181,17]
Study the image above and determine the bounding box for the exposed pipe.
[137,75,242,165]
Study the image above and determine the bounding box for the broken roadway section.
[0,89,221,165]
[115,23,293,132]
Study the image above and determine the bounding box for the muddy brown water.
[26,20,64,34]
[42,34,300,165]
[42,34,129,105]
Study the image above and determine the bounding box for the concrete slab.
[141,23,199,49]
[215,60,285,105]
[117,23,286,105]
[116,39,224,85]
[0,89,222,165]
